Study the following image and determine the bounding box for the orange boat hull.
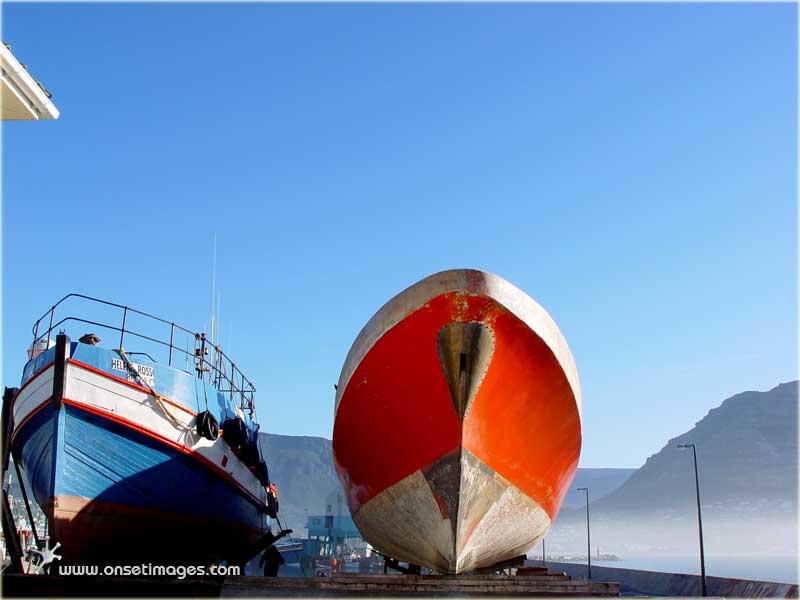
[333,270,582,573]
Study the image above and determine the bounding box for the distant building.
[306,513,361,541]
[1,42,59,120]
[303,487,367,560]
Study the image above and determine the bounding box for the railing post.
[214,345,220,388]
[119,306,128,349]
[32,320,40,352]
[47,306,55,340]
[168,323,175,367]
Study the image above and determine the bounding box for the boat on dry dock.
[332,269,582,573]
[5,294,280,566]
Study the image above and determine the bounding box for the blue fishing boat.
[5,294,279,566]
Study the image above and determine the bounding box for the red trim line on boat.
[11,361,56,411]
[61,398,267,512]
[11,397,258,510]
[8,396,53,447]
[10,361,262,510]
[67,359,198,417]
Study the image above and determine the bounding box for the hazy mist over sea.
[549,512,796,554]
[538,382,798,583]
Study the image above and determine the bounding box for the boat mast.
[210,233,217,345]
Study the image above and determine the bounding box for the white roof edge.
[0,44,60,120]
[334,269,582,421]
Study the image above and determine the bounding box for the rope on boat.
[116,348,191,432]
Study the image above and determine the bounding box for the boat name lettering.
[111,358,155,387]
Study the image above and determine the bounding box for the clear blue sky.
[2,3,796,468]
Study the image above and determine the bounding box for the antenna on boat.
[215,288,222,386]
[210,233,217,345]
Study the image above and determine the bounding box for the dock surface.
[224,572,621,596]
[3,570,621,597]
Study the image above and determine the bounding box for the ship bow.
[333,269,582,573]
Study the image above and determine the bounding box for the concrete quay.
[541,561,798,598]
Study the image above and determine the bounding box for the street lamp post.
[678,443,707,597]
[577,487,591,579]
[542,537,546,567]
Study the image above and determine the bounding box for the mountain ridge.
[579,380,797,517]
